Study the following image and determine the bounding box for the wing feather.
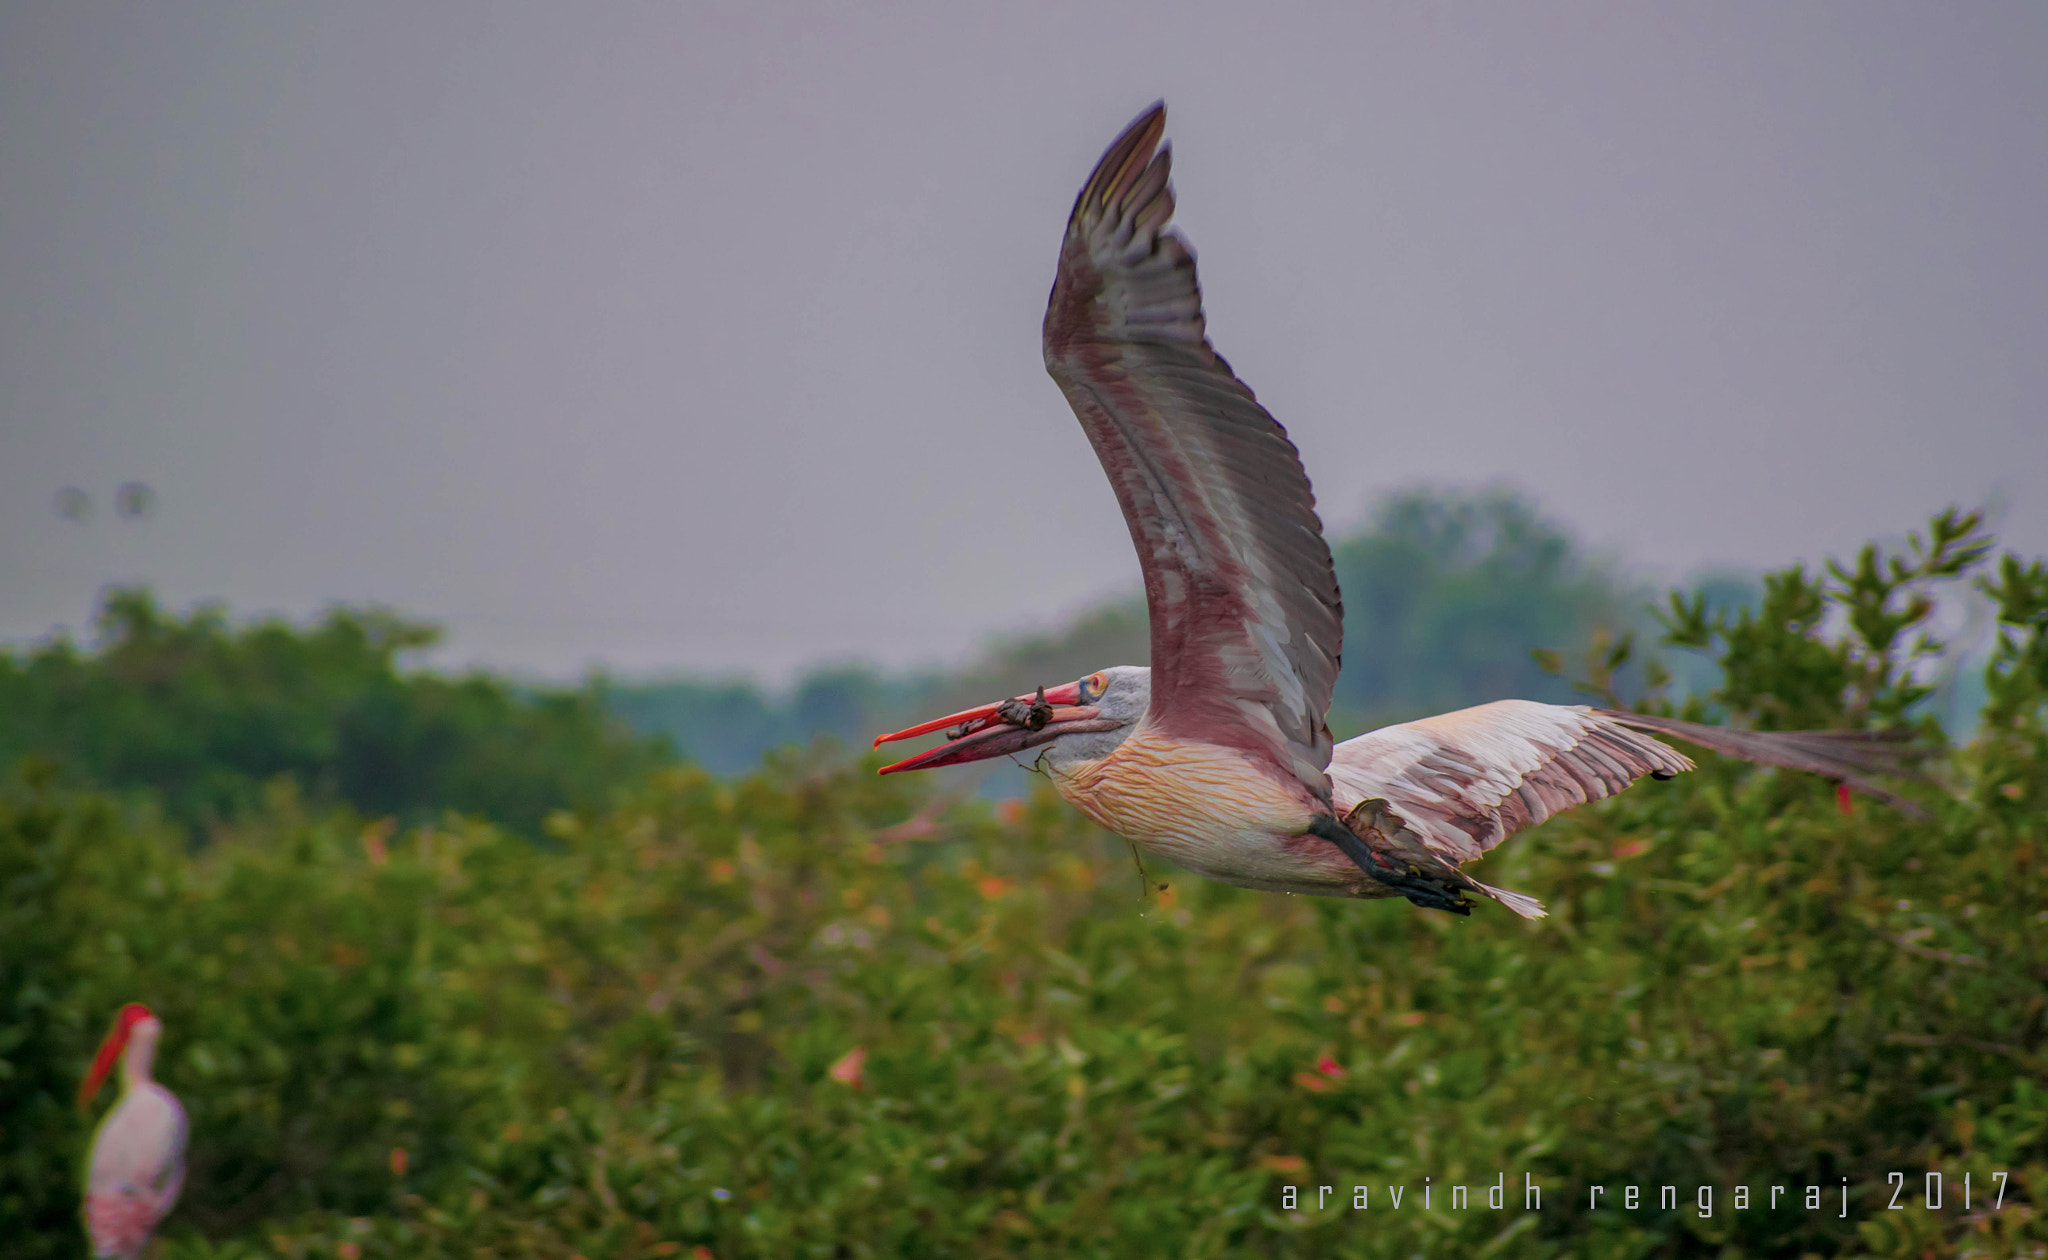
[1329,700,1694,865]
[1044,104,1344,800]
[1597,710,1930,819]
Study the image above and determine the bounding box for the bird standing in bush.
[875,103,1919,917]
[78,1004,186,1259]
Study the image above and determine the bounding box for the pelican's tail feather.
[1471,879,1547,920]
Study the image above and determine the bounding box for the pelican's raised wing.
[1329,701,1694,869]
[1044,103,1343,800]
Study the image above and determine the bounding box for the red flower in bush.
[828,1046,866,1088]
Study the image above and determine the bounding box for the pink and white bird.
[874,103,1918,917]
[79,1003,186,1259]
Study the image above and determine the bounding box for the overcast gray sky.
[4,3,2044,682]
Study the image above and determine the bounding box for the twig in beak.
[997,685,1055,731]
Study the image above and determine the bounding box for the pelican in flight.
[874,104,1916,917]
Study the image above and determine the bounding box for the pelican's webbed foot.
[1307,814,1473,916]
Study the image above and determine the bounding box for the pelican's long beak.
[78,1003,152,1108]
[873,681,1111,774]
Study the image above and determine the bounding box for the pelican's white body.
[83,1018,186,1259]
[1045,690,1692,908]
[1049,722,1357,895]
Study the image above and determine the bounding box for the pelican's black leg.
[1307,815,1472,916]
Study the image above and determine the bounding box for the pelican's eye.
[1079,672,1108,703]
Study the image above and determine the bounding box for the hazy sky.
[4,4,2044,682]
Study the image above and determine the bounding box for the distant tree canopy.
[0,488,1770,817]
[1325,487,1642,732]
[613,486,1712,767]
[0,589,669,837]
[606,665,897,777]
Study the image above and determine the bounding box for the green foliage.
[0,589,671,838]
[0,762,105,1250]
[5,511,2045,1257]
[0,777,481,1255]
[613,487,1651,769]
[1973,552,2048,831]
[1329,488,1643,733]
[1979,553,2048,728]
[608,667,901,777]
[1655,509,1994,733]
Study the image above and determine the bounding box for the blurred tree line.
[3,488,2003,835]
[613,488,1773,777]
[2,507,2044,1258]
[4,488,1754,822]
[0,589,670,839]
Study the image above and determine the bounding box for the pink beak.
[79,1003,153,1107]
[872,681,1115,774]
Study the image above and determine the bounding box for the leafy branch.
[1652,507,1993,732]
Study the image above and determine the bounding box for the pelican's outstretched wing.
[1597,710,1928,819]
[1330,700,1930,917]
[1044,103,1344,800]
[1330,701,1694,869]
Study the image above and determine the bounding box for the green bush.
[0,589,671,837]
[0,777,482,1253]
[3,513,2044,1258]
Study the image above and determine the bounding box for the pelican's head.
[874,665,1150,775]
[77,1003,160,1107]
